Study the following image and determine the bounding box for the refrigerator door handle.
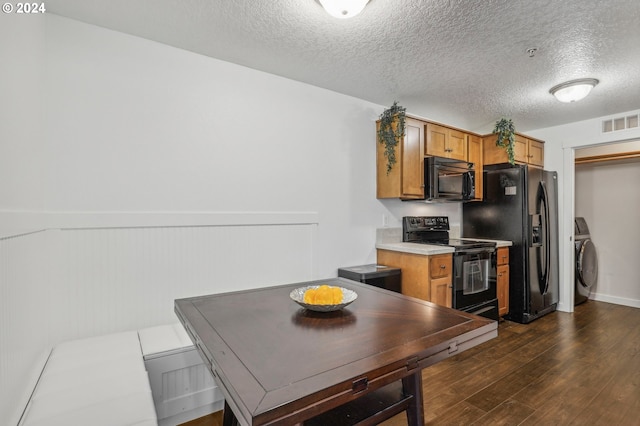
[539,181,551,294]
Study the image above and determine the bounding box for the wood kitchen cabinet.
[376,117,425,199]
[467,133,483,200]
[376,115,488,200]
[377,249,453,307]
[483,133,545,167]
[429,254,453,308]
[526,138,545,167]
[496,247,510,317]
[425,122,467,161]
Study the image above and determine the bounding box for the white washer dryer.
[574,217,598,305]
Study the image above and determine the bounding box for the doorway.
[574,141,640,307]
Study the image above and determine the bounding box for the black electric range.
[402,216,496,252]
[402,216,499,320]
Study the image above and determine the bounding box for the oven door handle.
[455,247,496,256]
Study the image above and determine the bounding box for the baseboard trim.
[589,292,640,309]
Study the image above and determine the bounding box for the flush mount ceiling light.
[319,0,370,19]
[549,78,599,103]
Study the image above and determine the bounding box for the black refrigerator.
[462,164,559,324]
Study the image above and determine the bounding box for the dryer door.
[577,239,598,288]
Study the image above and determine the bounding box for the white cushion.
[32,357,145,398]
[21,390,156,426]
[20,330,157,426]
[27,370,151,418]
[138,323,194,358]
[43,331,141,374]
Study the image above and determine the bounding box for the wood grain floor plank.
[381,301,640,426]
[424,400,486,426]
[463,351,562,412]
[185,302,640,426]
[469,399,535,426]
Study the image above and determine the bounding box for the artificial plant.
[377,101,406,174]
[493,118,516,165]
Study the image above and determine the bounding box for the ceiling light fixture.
[549,78,599,103]
[319,0,370,19]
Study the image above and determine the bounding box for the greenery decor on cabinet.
[493,118,516,165]
[377,102,406,174]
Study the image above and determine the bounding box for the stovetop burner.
[409,238,495,250]
[402,216,496,251]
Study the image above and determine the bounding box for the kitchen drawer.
[429,254,452,279]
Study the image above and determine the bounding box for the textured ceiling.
[45,0,640,132]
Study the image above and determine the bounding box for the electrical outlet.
[382,214,389,227]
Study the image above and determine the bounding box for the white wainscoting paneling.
[50,223,317,337]
[1,213,317,426]
[0,231,56,426]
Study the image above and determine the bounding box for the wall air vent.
[602,114,639,133]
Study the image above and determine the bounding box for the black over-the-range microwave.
[423,156,475,202]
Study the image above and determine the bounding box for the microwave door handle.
[462,171,470,198]
[466,171,475,199]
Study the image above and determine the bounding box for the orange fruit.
[304,285,343,305]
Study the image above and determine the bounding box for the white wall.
[0,13,45,212]
[528,109,640,312]
[575,158,640,307]
[0,14,456,424]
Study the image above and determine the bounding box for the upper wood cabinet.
[376,116,487,200]
[426,123,467,161]
[467,134,483,201]
[483,133,545,167]
[376,117,425,199]
[527,138,545,167]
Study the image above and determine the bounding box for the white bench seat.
[19,325,223,426]
[138,324,224,426]
[138,323,195,359]
[21,390,157,426]
[20,331,157,426]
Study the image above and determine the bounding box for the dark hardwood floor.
[184,301,639,426]
[179,411,223,426]
[380,300,640,425]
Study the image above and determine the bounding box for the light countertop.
[376,242,455,255]
[376,228,512,256]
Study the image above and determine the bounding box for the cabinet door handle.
[440,264,446,269]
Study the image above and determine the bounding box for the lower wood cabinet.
[429,254,453,308]
[377,249,452,308]
[496,247,510,316]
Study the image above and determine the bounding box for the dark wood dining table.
[175,278,497,426]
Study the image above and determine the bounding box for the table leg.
[402,372,424,426]
[222,400,240,426]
